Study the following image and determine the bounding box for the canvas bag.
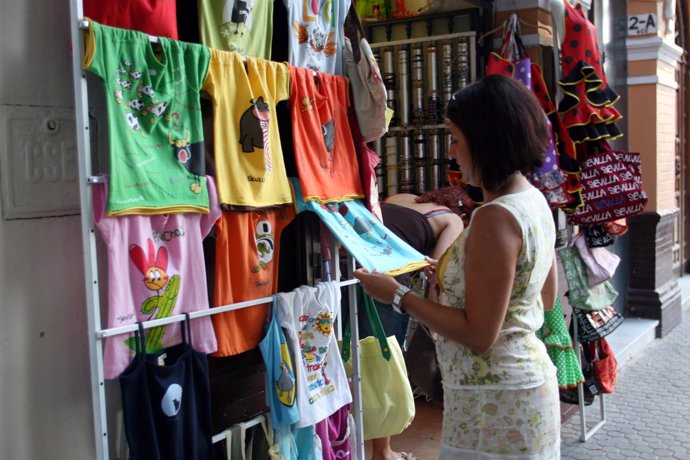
[572,232,621,286]
[341,286,415,440]
[558,245,618,311]
[568,141,648,225]
[343,4,388,143]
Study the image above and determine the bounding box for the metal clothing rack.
[68,1,365,458]
[571,309,606,442]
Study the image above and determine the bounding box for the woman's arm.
[355,205,521,354]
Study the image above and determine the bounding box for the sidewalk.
[560,295,690,459]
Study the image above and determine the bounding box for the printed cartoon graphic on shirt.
[276,340,296,407]
[293,0,336,70]
[253,219,275,272]
[113,59,173,139]
[322,119,334,155]
[323,202,393,255]
[125,238,180,352]
[238,97,272,173]
[221,0,255,44]
[298,309,336,404]
[168,112,205,181]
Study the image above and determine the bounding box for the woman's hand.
[353,268,401,304]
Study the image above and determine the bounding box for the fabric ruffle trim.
[558,61,623,143]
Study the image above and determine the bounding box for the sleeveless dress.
[435,187,561,459]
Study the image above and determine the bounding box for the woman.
[354,74,560,459]
[365,196,464,460]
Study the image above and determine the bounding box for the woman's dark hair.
[445,74,549,192]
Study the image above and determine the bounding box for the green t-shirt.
[198,0,273,59]
[83,20,211,216]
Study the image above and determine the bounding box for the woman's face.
[448,123,477,186]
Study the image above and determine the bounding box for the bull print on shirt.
[238,97,272,173]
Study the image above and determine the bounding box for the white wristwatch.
[391,285,412,314]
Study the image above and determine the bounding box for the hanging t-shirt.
[290,66,364,202]
[93,176,221,379]
[203,49,293,208]
[283,0,350,75]
[84,0,178,39]
[83,20,211,216]
[212,206,295,356]
[198,0,274,59]
[259,297,300,428]
[277,282,352,427]
[291,178,428,277]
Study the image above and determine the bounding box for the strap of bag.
[344,3,367,62]
[342,284,392,362]
[499,14,527,61]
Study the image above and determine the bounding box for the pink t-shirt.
[94,176,221,379]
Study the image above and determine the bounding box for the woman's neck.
[481,173,531,202]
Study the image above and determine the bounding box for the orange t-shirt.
[212,205,295,356]
[289,65,364,203]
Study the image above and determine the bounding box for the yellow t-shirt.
[203,49,292,208]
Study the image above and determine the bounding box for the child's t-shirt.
[94,176,221,379]
[198,0,274,59]
[283,0,351,75]
[83,20,211,216]
[203,49,292,208]
[277,282,352,427]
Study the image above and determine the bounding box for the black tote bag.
[119,314,213,460]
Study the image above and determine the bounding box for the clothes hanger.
[478,13,552,45]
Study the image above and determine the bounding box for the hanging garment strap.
[181,312,192,346]
[342,284,391,362]
[134,322,147,358]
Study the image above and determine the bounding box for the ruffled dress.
[536,297,585,389]
[558,1,622,145]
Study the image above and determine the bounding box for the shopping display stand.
[68,1,365,458]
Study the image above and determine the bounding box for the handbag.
[558,245,618,311]
[559,342,599,406]
[572,305,624,343]
[584,224,616,248]
[567,141,648,225]
[343,4,388,143]
[341,286,415,440]
[586,338,618,394]
[572,232,621,287]
[404,323,443,405]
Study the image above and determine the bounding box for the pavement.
[560,297,690,459]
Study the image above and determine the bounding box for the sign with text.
[0,105,80,219]
[627,13,658,36]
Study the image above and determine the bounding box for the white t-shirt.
[277,281,352,427]
[283,0,350,75]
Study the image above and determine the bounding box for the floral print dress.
[435,187,561,459]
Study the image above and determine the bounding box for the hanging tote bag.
[588,338,618,394]
[572,305,624,343]
[567,141,648,225]
[558,245,618,311]
[119,315,213,460]
[343,4,388,143]
[341,286,415,440]
[404,322,443,405]
[572,231,621,287]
